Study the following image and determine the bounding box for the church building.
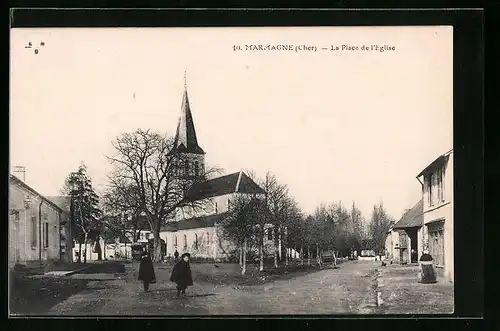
[159,81,275,261]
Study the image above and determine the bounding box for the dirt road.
[48,260,380,315]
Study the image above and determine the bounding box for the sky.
[10,26,453,221]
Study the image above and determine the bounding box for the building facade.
[9,175,67,267]
[417,150,454,282]
[159,83,275,261]
[46,195,74,263]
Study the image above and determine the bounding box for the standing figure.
[138,251,156,292]
[170,253,193,298]
[174,250,179,262]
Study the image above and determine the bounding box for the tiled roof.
[417,149,453,177]
[393,199,423,229]
[160,211,231,232]
[185,171,265,201]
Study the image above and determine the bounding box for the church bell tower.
[170,73,206,181]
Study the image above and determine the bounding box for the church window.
[183,234,187,249]
[267,228,273,241]
[184,160,190,176]
[194,234,198,249]
[194,161,199,177]
[174,235,177,247]
[206,232,210,245]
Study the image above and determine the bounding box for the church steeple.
[172,73,205,155]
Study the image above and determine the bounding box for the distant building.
[159,83,276,261]
[9,174,70,267]
[389,199,424,264]
[417,149,454,282]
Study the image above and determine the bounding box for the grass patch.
[191,261,338,287]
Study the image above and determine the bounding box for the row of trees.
[60,129,394,267]
[219,178,394,275]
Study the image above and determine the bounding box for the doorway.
[406,227,419,263]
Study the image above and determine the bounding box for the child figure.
[170,253,193,298]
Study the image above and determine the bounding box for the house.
[159,82,277,261]
[46,195,74,263]
[9,174,68,267]
[384,225,399,261]
[390,199,424,264]
[417,149,454,282]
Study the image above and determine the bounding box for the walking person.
[138,250,156,292]
[170,253,193,298]
[174,250,179,262]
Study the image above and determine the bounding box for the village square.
[9,27,454,316]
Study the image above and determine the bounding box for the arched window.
[174,235,177,247]
[194,233,198,249]
[206,232,210,245]
[194,161,199,177]
[184,160,190,176]
[183,234,187,249]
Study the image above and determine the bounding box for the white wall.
[422,152,453,282]
[71,238,105,262]
[9,182,62,266]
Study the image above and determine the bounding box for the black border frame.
[7,7,486,329]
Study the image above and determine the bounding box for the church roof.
[171,87,205,155]
[160,211,231,232]
[184,171,265,202]
[393,199,423,229]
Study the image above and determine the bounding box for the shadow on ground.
[9,273,89,315]
[9,261,126,315]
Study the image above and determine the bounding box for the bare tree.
[105,129,221,261]
[218,194,259,275]
[369,202,395,256]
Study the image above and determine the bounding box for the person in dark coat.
[138,251,156,292]
[419,250,437,284]
[174,250,179,261]
[170,253,193,298]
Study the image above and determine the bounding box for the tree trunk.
[308,245,311,266]
[285,247,289,267]
[259,231,264,272]
[97,239,103,261]
[300,247,304,266]
[83,233,88,264]
[274,237,279,268]
[278,229,282,261]
[316,243,321,267]
[332,247,337,267]
[78,242,82,263]
[153,232,162,262]
[239,244,243,267]
[241,238,247,275]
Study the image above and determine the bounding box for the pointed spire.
[172,74,205,155]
